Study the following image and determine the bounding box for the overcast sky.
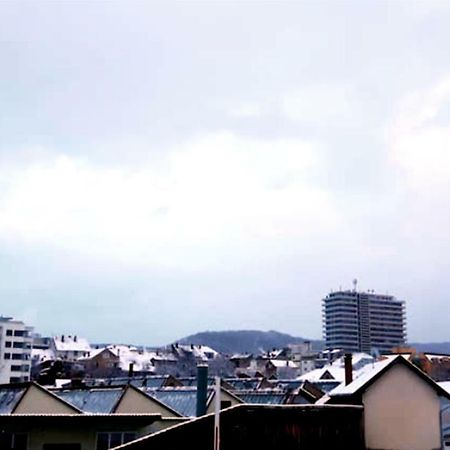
[1,1,450,345]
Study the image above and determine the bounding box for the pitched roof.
[0,382,82,414]
[53,336,91,353]
[437,381,450,395]
[0,386,27,414]
[329,356,450,399]
[52,387,125,413]
[235,392,287,405]
[268,360,299,369]
[147,388,201,417]
[145,386,242,417]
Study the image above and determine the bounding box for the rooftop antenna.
[352,278,358,292]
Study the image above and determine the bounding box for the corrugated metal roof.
[177,377,216,387]
[143,377,169,389]
[146,389,211,417]
[0,387,26,414]
[310,381,341,393]
[271,380,304,391]
[236,393,287,405]
[226,379,262,390]
[82,376,171,389]
[53,388,124,413]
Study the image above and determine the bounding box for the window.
[13,330,27,337]
[97,432,137,450]
[6,329,13,336]
[10,377,21,383]
[220,400,232,409]
[4,353,11,359]
[12,354,23,360]
[5,341,11,348]
[13,342,24,349]
[11,365,22,372]
[0,432,27,449]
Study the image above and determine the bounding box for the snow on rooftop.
[299,353,375,383]
[330,353,374,369]
[328,358,393,396]
[53,336,91,352]
[425,353,450,360]
[298,366,345,382]
[438,381,450,395]
[102,345,157,372]
[32,348,55,362]
[178,344,218,359]
[269,360,299,368]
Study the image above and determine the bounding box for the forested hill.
[176,330,324,354]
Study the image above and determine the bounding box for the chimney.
[61,335,65,342]
[196,364,208,417]
[74,335,77,342]
[128,362,134,378]
[344,353,353,385]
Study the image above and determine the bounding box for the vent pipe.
[196,364,208,417]
[128,362,134,378]
[344,353,353,385]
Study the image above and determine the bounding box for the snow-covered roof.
[425,353,450,360]
[299,353,375,383]
[32,348,55,362]
[53,336,91,353]
[330,353,374,369]
[298,366,345,382]
[269,360,299,369]
[438,381,450,394]
[101,345,156,373]
[230,353,252,360]
[177,344,218,360]
[328,358,392,396]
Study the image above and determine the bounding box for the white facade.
[50,335,91,361]
[0,316,33,384]
[323,289,407,353]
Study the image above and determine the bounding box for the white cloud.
[229,103,264,118]
[388,76,450,241]
[0,132,339,267]
[389,77,450,192]
[281,84,359,125]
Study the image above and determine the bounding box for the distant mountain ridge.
[175,330,450,356]
[176,330,324,354]
[409,342,450,354]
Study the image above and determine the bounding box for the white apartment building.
[0,316,33,383]
[323,288,406,354]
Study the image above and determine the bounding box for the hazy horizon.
[1,1,450,345]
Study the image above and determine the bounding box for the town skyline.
[1,1,450,345]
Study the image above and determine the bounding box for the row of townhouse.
[1,354,443,450]
[114,355,450,450]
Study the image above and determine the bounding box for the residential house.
[324,355,450,450]
[51,335,91,362]
[78,348,121,378]
[0,381,163,449]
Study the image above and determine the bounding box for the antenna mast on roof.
[352,278,358,292]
